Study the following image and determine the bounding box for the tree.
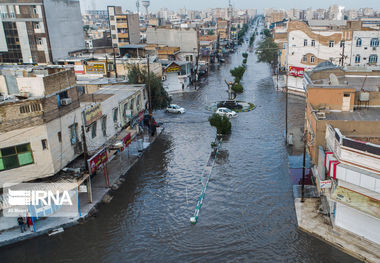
[242,53,248,59]
[256,37,279,70]
[209,114,231,135]
[232,82,243,93]
[127,64,171,110]
[263,28,272,38]
[243,58,247,64]
[230,66,246,81]
[207,29,215,36]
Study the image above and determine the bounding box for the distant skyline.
[80,0,380,13]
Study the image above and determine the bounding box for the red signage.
[88,148,108,174]
[123,133,132,147]
[288,66,304,77]
[138,110,144,122]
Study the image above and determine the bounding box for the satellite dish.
[329,73,339,85]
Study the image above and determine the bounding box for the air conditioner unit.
[316,112,326,119]
[60,98,72,105]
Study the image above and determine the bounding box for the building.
[161,61,191,93]
[80,84,147,154]
[303,63,380,164]
[317,125,380,245]
[0,66,83,184]
[108,6,140,54]
[350,30,380,66]
[0,0,85,63]
[146,26,199,65]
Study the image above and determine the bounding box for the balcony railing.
[326,125,380,173]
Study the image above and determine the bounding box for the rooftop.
[324,108,380,121]
[94,84,145,103]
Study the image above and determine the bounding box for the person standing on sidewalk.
[17,216,26,233]
[26,214,33,232]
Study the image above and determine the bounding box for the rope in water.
[190,138,223,224]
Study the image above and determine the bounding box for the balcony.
[326,125,380,173]
[118,33,129,39]
[117,23,128,28]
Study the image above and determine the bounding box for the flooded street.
[0,28,359,263]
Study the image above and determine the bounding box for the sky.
[80,0,380,12]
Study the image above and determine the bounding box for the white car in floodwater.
[166,104,185,114]
[216,107,238,118]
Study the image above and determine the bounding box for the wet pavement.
[0,24,359,263]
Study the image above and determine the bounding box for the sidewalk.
[294,198,380,263]
[0,127,163,248]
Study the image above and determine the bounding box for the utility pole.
[277,50,280,90]
[113,47,118,78]
[147,54,152,115]
[285,67,288,144]
[82,125,92,203]
[340,41,345,67]
[106,55,110,78]
[195,26,200,84]
[301,125,307,203]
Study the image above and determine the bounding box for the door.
[342,93,351,111]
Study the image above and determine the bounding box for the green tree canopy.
[209,114,231,135]
[256,37,279,69]
[127,64,171,110]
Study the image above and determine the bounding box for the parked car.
[215,107,238,118]
[166,104,185,114]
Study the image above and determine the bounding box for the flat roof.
[80,93,114,102]
[76,77,128,85]
[94,84,145,102]
[325,108,380,121]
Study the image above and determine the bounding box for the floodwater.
[0,22,359,263]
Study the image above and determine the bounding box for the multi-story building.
[350,30,380,66]
[80,84,147,155]
[0,66,83,184]
[321,125,380,244]
[303,64,380,164]
[146,26,199,65]
[107,6,140,54]
[0,0,85,63]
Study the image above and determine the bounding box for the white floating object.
[190,217,196,224]
[48,227,64,236]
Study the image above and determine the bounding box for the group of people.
[17,215,33,233]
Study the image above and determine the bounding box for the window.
[282,43,286,49]
[356,38,362,47]
[41,139,48,150]
[355,55,360,63]
[302,55,307,62]
[311,40,315,47]
[34,22,40,30]
[329,40,334,47]
[370,38,379,47]
[136,95,141,111]
[369,54,378,64]
[130,98,134,112]
[58,132,62,143]
[77,86,85,96]
[70,123,78,145]
[111,25,116,30]
[30,103,41,112]
[91,121,97,138]
[310,56,315,63]
[340,41,345,48]
[19,105,30,114]
[101,116,107,137]
[113,108,118,123]
[303,39,307,46]
[0,143,34,171]
[36,37,42,45]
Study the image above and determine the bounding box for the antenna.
[136,0,140,15]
